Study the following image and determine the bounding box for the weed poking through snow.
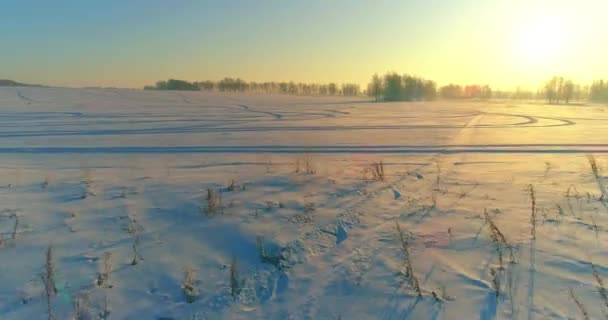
[81,170,96,198]
[230,255,243,300]
[73,292,92,320]
[528,184,537,240]
[182,267,199,303]
[395,222,422,297]
[295,154,316,174]
[97,252,113,289]
[125,210,144,265]
[204,188,223,216]
[40,245,57,320]
[131,235,143,266]
[370,161,385,181]
[568,287,590,320]
[484,209,516,266]
[591,262,608,312]
[490,267,501,297]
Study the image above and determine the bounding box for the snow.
[1,87,608,319]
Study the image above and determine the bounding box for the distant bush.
[590,80,608,103]
[368,72,437,102]
[147,79,199,91]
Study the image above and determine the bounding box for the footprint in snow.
[393,189,401,200]
[336,225,348,244]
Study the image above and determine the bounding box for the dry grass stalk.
[435,161,442,190]
[131,235,143,266]
[303,154,315,174]
[126,210,141,234]
[42,176,49,189]
[100,291,110,319]
[543,161,552,180]
[395,222,422,297]
[205,188,223,216]
[97,252,113,288]
[82,171,96,198]
[182,267,199,303]
[226,179,236,192]
[295,154,315,174]
[588,154,601,180]
[568,287,590,320]
[265,159,273,173]
[11,213,19,241]
[591,216,600,239]
[73,292,92,320]
[0,213,20,247]
[370,161,385,181]
[41,245,57,320]
[528,184,537,240]
[490,267,501,297]
[484,209,515,265]
[587,154,608,201]
[126,211,144,265]
[230,255,242,300]
[591,263,608,312]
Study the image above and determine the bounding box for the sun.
[512,15,570,65]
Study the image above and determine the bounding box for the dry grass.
[226,179,236,192]
[97,252,113,289]
[265,159,274,174]
[125,210,144,265]
[11,213,19,242]
[543,161,552,180]
[182,267,199,303]
[41,176,49,189]
[81,170,96,198]
[435,161,442,191]
[591,215,600,239]
[100,291,110,319]
[370,161,386,181]
[591,263,608,312]
[40,245,57,320]
[131,236,143,266]
[204,188,223,216]
[395,222,422,297]
[0,213,19,247]
[484,209,515,266]
[588,154,601,180]
[568,287,590,320]
[73,292,92,320]
[528,184,537,240]
[490,267,501,297]
[230,255,242,300]
[295,154,316,174]
[588,155,608,207]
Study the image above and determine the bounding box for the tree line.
[369,73,608,104]
[145,78,361,96]
[367,73,494,102]
[144,75,608,104]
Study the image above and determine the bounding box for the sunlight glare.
[513,15,570,66]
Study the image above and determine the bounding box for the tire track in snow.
[239,104,283,120]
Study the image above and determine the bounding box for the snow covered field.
[1,87,608,319]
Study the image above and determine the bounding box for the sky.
[2,0,608,89]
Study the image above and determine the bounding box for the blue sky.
[2,0,607,88]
